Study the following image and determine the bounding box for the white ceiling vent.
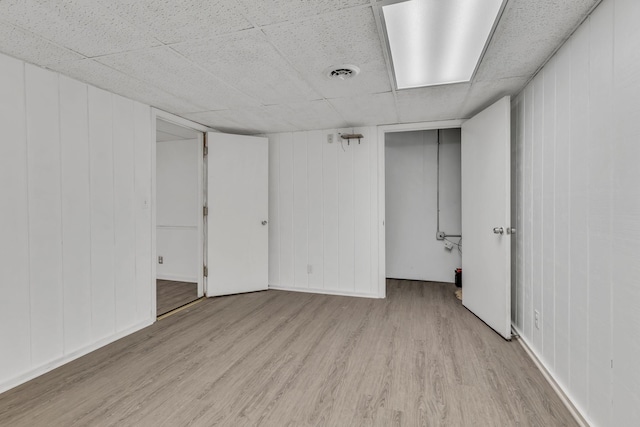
[324,64,360,80]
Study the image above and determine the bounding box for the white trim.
[157,274,199,283]
[150,109,157,317]
[196,132,205,298]
[512,324,591,427]
[376,119,464,298]
[0,319,153,395]
[268,285,382,299]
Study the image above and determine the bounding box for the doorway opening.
[155,118,205,317]
[383,126,462,301]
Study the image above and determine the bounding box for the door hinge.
[203,266,208,277]
[203,206,208,217]
[203,139,208,157]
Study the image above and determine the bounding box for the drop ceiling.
[0,0,600,135]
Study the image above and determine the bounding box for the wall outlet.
[158,256,163,264]
[327,133,333,144]
[534,310,540,329]
[444,241,454,250]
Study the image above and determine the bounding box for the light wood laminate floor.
[156,279,198,316]
[0,280,576,426]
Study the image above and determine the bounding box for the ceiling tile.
[395,84,471,123]
[48,59,204,113]
[172,30,321,104]
[98,0,253,44]
[96,46,261,111]
[461,77,530,118]
[262,100,348,131]
[328,92,397,127]
[182,111,247,133]
[186,100,348,134]
[184,108,297,134]
[239,0,370,27]
[0,0,161,57]
[475,0,599,81]
[263,7,392,99]
[0,21,84,65]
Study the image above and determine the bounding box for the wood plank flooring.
[156,279,198,316]
[0,280,577,426]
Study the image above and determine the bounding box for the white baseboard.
[268,285,382,299]
[512,324,591,427]
[0,318,154,395]
[157,274,198,283]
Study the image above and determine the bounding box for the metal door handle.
[262,220,268,226]
[493,227,504,235]
[507,227,516,235]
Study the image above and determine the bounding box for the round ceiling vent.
[324,64,361,80]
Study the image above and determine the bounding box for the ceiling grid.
[0,0,600,134]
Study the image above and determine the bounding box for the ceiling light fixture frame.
[373,0,509,91]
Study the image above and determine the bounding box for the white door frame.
[377,120,464,298]
[151,109,211,316]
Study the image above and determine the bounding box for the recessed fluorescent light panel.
[382,0,504,89]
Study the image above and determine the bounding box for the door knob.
[493,227,504,235]
[262,220,268,226]
[507,227,516,235]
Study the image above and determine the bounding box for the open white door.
[461,96,511,339]
[206,132,268,297]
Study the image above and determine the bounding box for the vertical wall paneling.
[59,75,92,353]
[0,54,31,379]
[369,128,379,297]
[553,40,572,388]
[134,102,152,322]
[88,86,116,340]
[515,92,525,331]
[268,137,281,286]
[354,128,372,294]
[307,130,324,289]
[587,2,614,425]
[293,132,309,288]
[512,0,640,423]
[612,0,640,425]
[113,95,137,331]
[156,139,200,282]
[277,133,295,287]
[531,74,544,351]
[569,22,590,411]
[510,99,517,323]
[522,83,533,339]
[541,58,557,369]
[25,64,64,367]
[338,131,355,292]
[0,53,154,394]
[322,131,339,290]
[268,127,378,297]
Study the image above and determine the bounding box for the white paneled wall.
[156,139,200,282]
[268,128,379,297]
[0,53,153,393]
[512,0,640,425]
